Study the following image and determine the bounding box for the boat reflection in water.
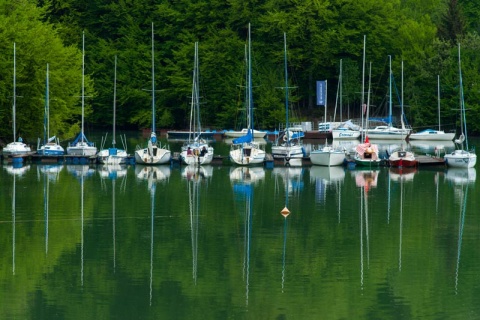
[182,165,213,181]
[230,166,265,306]
[98,164,127,274]
[389,167,417,182]
[182,164,211,285]
[309,166,345,205]
[445,168,476,186]
[135,165,171,183]
[353,168,379,289]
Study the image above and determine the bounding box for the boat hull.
[230,143,265,165]
[388,150,418,168]
[97,148,128,164]
[310,149,345,166]
[444,150,477,168]
[271,145,304,160]
[332,129,361,139]
[2,142,32,156]
[135,146,171,165]
[408,130,455,141]
[224,129,266,139]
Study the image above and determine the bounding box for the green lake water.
[1,139,479,319]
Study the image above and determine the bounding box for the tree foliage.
[2,0,480,144]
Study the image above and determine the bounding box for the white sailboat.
[97,56,128,164]
[409,75,455,141]
[310,139,345,166]
[367,56,410,140]
[37,64,65,156]
[134,23,171,165]
[180,42,214,165]
[67,32,97,156]
[230,24,266,166]
[271,33,305,163]
[444,44,477,168]
[3,43,32,156]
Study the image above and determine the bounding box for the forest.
[1,0,480,144]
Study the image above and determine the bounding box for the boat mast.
[284,32,289,144]
[13,43,16,142]
[82,32,85,143]
[388,55,392,127]
[458,43,468,150]
[151,22,156,136]
[112,55,117,148]
[437,75,441,131]
[361,35,366,140]
[195,42,201,138]
[340,59,343,123]
[46,63,50,144]
[248,23,253,133]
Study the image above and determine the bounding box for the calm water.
[1,140,479,319]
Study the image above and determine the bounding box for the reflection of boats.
[273,167,304,194]
[352,169,379,189]
[229,167,265,184]
[271,33,305,162]
[66,165,96,178]
[444,44,476,168]
[389,167,417,182]
[409,140,455,155]
[134,24,171,165]
[3,164,31,176]
[445,168,476,185]
[97,164,127,180]
[182,165,213,180]
[229,24,266,166]
[38,164,63,182]
[309,166,345,184]
[135,165,171,182]
[179,42,214,166]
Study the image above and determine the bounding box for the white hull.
[409,130,455,141]
[66,142,97,156]
[271,144,304,159]
[230,143,266,165]
[37,143,64,156]
[224,129,266,138]
[332,129,361,139]
[444,150,477,168]
[366,126,410,140]
[180,150,214,165]
[310,147,345,166]
[135,146,171,165]
[2,141,31,156]
[97,148,128,164]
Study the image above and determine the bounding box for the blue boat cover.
[232,130,253,144]
[72,132,94,146]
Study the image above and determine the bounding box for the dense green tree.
[0,0,85,144]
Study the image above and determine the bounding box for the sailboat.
[444,44,477,168]
[271,33,305,163]
[180,42,214,165]
[367,56,411,140]
[310,139,346,166]
[134,23,171,165]
[97,56,128,164]
[409,75,456,141]
[2,43,32,156]
[67,32,97,156]
[230,24,266,166]
[388,61,418,168]
[37,64,65,156]
[355,61,381,167]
